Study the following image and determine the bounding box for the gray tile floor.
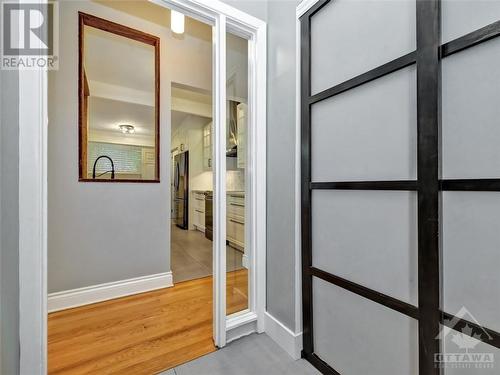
[171,223,244,283]
[159,333,319,375]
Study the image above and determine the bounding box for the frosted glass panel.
[441,326,499,375]
[442,192,500,333]
[442,0,500,43]
[311,67,417,182]
[310,0,415,94]
[442,38,500,179]
[313,278,419,375]
[312,190,418,304]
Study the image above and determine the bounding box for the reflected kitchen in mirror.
[78,12,160,182]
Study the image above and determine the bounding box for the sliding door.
[301,0,500,374]
[211,10,265,348]
[440,2,500,374]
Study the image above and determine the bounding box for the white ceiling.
[93,0,212,42]
[84,25,155,92]
[88,96,155,136]
[172,84,211,105]
[84,2,215,146]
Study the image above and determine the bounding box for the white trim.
[294,14,303,337]
[296,0,321,18]
[19,39,48,375]
[253,20,267,335]
[226,319,257,344]
[226,310,257,330]
[265,312,303,360]
[47,272,173,313]
[213,11,228,348]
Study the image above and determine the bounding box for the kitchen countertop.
[191,190,244,196]
[227,191,244,197]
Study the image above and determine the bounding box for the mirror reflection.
[79,15,159,181]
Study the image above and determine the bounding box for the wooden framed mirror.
[78,12,160,182]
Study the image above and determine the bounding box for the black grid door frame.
[300,1,500,375]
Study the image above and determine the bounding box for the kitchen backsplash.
[226,170,245,191]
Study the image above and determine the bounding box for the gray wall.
[0,8,300,374]
[265,0,299,331]
[222,0,299,331]
[222,0,268,21]
[48,1,171,293]
[0,69,20,374]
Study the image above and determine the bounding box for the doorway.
[18,0,267,373]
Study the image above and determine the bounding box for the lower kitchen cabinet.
[227,216,245,249]
[192,191,206,232]
[227,193,245,250]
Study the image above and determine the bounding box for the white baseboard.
[48,272,173,313]
[227,319,258,344]
[264,311,302,360]
[242,254,249,269]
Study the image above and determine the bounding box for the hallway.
[160,334,319,375]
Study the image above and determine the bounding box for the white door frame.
[18,0,266,373]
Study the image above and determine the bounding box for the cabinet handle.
[229,218,244,225]
[208,158,211,168]
[229,202,244,207]
[195,198,204,201]
[195,209,204,213]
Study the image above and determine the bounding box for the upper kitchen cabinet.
[237,103,247,169]
[203,121,213,171]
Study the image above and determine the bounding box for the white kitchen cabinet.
[192,191,206,232]
[203,122,212,171]
[141,148,156,180]
[237,103,247,169]
[227,193,245,250]
[227,197,244,218]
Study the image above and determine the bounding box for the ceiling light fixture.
[119,124,135,134]
[171,10,185,34]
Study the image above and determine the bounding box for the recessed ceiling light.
[171,10,185,34]
[119,124,135,134]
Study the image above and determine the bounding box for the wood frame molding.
[78,12,161,183]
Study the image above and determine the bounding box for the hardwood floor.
[48,270,248,375]
[226,268,249,314]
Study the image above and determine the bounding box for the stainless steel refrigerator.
[173,151,189,229]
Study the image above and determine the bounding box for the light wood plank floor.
[48,270,248,375]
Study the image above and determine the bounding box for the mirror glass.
[79,14,159,181]
[226,32,249,317]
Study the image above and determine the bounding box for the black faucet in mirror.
[92,155,115,180]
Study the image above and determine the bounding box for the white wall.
[48,0,213,293]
